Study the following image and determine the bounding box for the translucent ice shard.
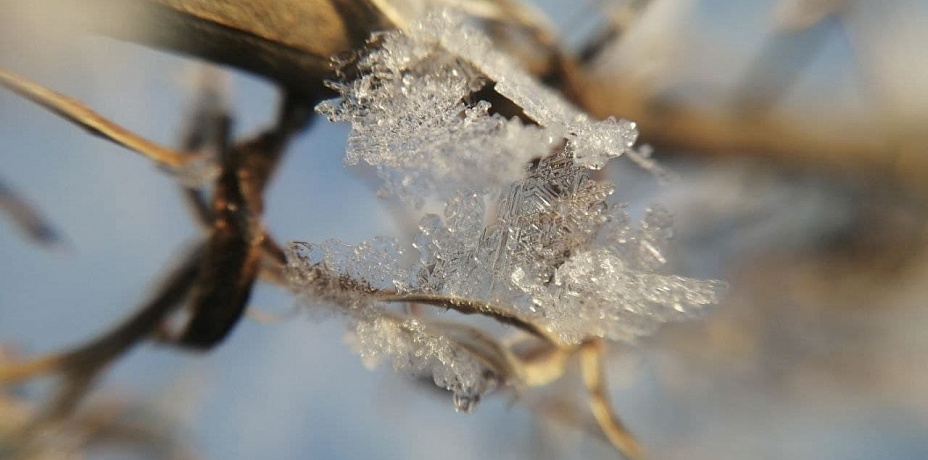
[318,9,646,209]
[402,12,640,169]
[352,315,496,412]
[543,248,723,343]
[567,117,639,170]
[317,26,550,205]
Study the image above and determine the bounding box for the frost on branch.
[352,316,497,413]
[317,11,640,205]
[293,10,724,410]
[316,22,550,205]
[410,154,724,343]
[285,240,500,412]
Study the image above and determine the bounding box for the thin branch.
[581,339,643,460]
[278,251,560,346]
[0,177,62,247]
[578,0,654,64]
[0,67,190,169]
[730,14,837,116]
[175,66,226,225]
[376,309,519,388]
[0,243,202,420]
[174,85,313,330]
[173,89,314,348]
[377,292,558,345]
[0,354,66,384]
[79,0,396,98]
[175,116,262,349]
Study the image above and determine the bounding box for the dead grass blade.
[0,67,190,169]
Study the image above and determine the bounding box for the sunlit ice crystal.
[352,315,495,412]
[348,236,406,291]
[405,11,642,168]
[566,117,639,170]
[542,248,724,344]
[598,204,675,272]
[316,24,550,205]
[410,190,493,297]
[495,151,614,276]
[294,6,729,404]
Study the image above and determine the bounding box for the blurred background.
[1,0,927,458]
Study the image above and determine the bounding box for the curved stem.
[581,339,644,460]
[376,292,558,345]
[0,243,202,421]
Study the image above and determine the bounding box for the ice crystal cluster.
[290,11,724,411]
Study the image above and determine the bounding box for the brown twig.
[581,339,643,460]
[0,177,61,247]
[175,115,263,348]
[81,0,396,98]
[0,67,191,169]
[377,292,558,345]
[0,243,202,421]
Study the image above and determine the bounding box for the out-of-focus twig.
[0,67,191,169]
[0,243,202,421]
[578,0,654,64]
[577,74,928,193]
[581,339,643,460]
[0,178,61,247]
[83,0,394,97]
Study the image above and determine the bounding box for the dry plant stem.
[0,243,202,420]
[175,91,309,301]
[174,92,314,347]
[82,0,396,97]
[377,292,558,344]
[581,339,643,460]
[378,311,520,386]
[259,252,558,349]
[0,67,190,169]
[0,178,60,246]
[176,115,262,348]
[578,0,653,64]
[0,354,65,384]
[175,66,227,228]
[730,13,836,116]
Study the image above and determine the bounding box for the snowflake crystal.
[291,8,725,411]
[352,315,496,413]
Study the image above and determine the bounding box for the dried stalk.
[0,243,202,421]
[378,292,558,345]
[82,0,395,97]
[581,339,643,460]
[0,177,61,246]
[174,114,263,348]
[0,67,191,169]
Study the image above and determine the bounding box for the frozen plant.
[0,5,724,460]
[287,9,725,458]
